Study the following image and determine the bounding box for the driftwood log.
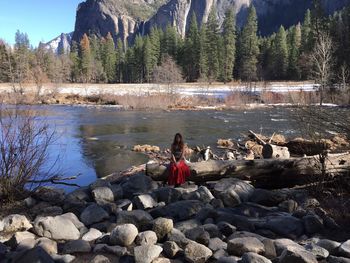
[146,152,350,188]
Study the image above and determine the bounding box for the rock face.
[71,0,350,46]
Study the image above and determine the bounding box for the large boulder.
[302,214,324,235]
[110,224,138,246]
[259,215,304,239]
[135,230,158,245]
[316,239,340,254]
[120,174,158,199]
[184,241,213,263]
[249,189,286,207]
[185,227,210,246]
[92,187,114,204]
[304,243,329,260]
[213,178,254,207]
[63,186,91,213]
[279,246,317,263]
[80,204,109,226]
[33,214,80,241]
[134,244,163,263]
[6,231,36,249]
[208,238,227,252]
[82,228,103,242]
[0,214,32,233]
[150,200,206,221]
[183,186,215,203]
[152,217,174,240]
[274,239,305,256]
[133,194,158,210]
[227,237,265,256]
[339,240,350,258]
[34,187,65,204]
[167,228,191,248]
[241,252,272,263]
[153,187,181,204]
[116,210,153,230]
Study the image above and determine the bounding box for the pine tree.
[288,23,302,79]
[69,41,80,82]
[163,25,179,58]
[206,8,220,83]
[183,12,200,82]
[102,32,117,83]
[80,34,93,83]
[301,9,312,53]
[116,39,125,83]
[133,35,144,82]
[149,27,161,65]
[274,26,289,79]
[222,8,236,83]
[238,5,259,81]
[0,41,10,82]
[199,24,209,80]
[143,36,154,82]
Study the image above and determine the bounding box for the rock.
[92,186,115,204]
[217,256,239,263]
[153,187,181,204]
[16,237,37,251]
[185,227,210,246]
[183,186,215,203]
[152,217,174,239]
[196,207,217,223]
[24,196,37,207]
[262,239,277,259]
[213,178,254,207]
[134,244,163,263]
[274,239,305,256]
[80,204,109,226]
[60,212,85,230]
[135,230,158,245]
[34,186,65,204]
[213,249,229,260]
[304,243,329,260]
[0,243,8,256]
[110,224,138,246]
[116,210,153,230]
[328,255,350,263]
[203,224,222,238]
[227,237,265,256]
[163,241,181,258]
[316,239,340,254]
[175,219,201,233]
[39,206,63,217]
[63,186,91,213]
[228,231,265,241]
[0,214,32,233]
[12,246,55,263]
[133,194,158,209]
[339,240,350,258]
[120,174,158,199]
[116,199,133,211]
[90,179,112,190]
[82,228,103,242]
[184,241,213,263]
[91,255,111,263]
[62,239,91,254]
[36,237,58,255]
[51,254,76,263]
[279,246,318,263]
[278,200,298,213]
[150,200,205,221]
[152,258,172,263]
[208,238,227,252]
[303,214,324,235]
[217,222,237,236]
[33,214,80,241]
[241,252,272,263]
[110,184,123,199]
[93,244,128,256]
[261,215,304,239]
[249,189,286,206]
[6,231,36,249]
[167,228,191,248]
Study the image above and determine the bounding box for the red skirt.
[168,160,190,186]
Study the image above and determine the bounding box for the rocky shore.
[1,173,350,263]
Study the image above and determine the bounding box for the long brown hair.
[172,133,184,150]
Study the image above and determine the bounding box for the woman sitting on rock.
[168,133,190,186]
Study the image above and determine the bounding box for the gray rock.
[228,231,265,241]
[24,197,37,207]
[210,198,225,209]
[185,227,210,246]
[316,239,340,254]
[134,244,163,263]
[249,189,286,206]
[116,199,133,211]
[274,238,305,256]
[339,240,350,258]
[63,186,91,214]
[6,231,36,249]
[217,221,237,236]
[93,244,127,256]
[60,212,85,230]
[175,219,201,233]
[110,184,123,200]
[62,239,91,254]
[184,241,213,263]
[227,237,265,256]
[34,186,65,204]
[304,243,329,259]
[183,186,215,203]
[82,228,103,242]
[35,237,58,255]
[279,246,317,263]
[262,239,277,259]
[121,174,158,199]
[203,224,222,238]
[51,254,76,263]
[261,215,304,239]
[39,206,63,217]
[33,214,80,241]
[110,224,138,246]
[12,246,55,263]
[116,210,153,230]
[150,200,205,221]
[92,186,114,204]
[241,252,272,263]
[167,228,191,248]
[90,179,111,190]
[213,178,254,207]
[217,256,238,263]
[208,238,227,252]
[328,255,350,263]
[213,249,229,260]
[133,194,158,209]
[153,187,181,204]
[278,200,298,213]
[303,214,324,235]
[16,237,37,251]
[0,214,32,233]
[152,217,174,239]
[135,230,158,245]
[91,255,111,263]
[80,204,109,226]
[163,241,181,258]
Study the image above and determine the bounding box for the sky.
[0,0,84,47]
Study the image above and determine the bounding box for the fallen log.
[146,152,350,188]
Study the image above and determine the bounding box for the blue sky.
[0,0,84,47]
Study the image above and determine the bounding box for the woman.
[168,133,191,186]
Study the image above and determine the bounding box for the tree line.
[0,2,349,86]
